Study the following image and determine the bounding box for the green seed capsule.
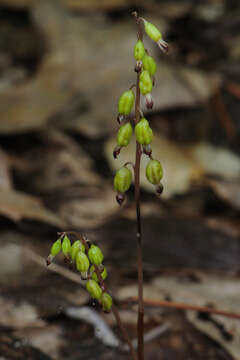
[50,238,62,257]
[114,167,132,193]
[100,292,113,312]
[117,122,132,147]
[88,245,104,266]
[142,54,157,76]
[139,70,152,95]
[71,240,85,262]
[143,20,162,42]
[118,90,135,115]
[86,279,102,299]
[135,118,153,145]
[90,265,107,282]
[146,159,163,185]
[76,251,90,272]
[134,40,145,61]
[62,235,71,256]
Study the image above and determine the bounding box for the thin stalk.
[133,11,144,360]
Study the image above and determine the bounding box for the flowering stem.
[133,12,144,360]
[65,231,137,360]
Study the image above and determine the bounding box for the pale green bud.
[118,90,135,115]
[143,20,162,42]
[86,279,102,299]
[146,159,163,185]
[100,292,112,312]
[134,40,145,61]
[139,70,152,95]
[50,238,62,257]
[117,122,132,147]
[114,167,132,193]
[142,54,157,76]
[90,265,107,282]
[71,240,85,262]
[62,235,71,256]
[76,251,90,272]
[88,245,104,266]
[135,118,153,145]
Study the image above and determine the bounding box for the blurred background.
[0,0,240,359]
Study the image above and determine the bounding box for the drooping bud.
[117,122,132,147]
[88,245,104,266]
[100,292,113,312]
[118,90,135,116]
[50,238,62,257]
[139,70,152,95]
[142,54,157,76]
[135,118,153,145]
[134,40,145,61]
[62,235,71,257]
[76,251,90,273]
[143,19,162,42]
[146,159,163,185]
[90,265,107,282]
[71,240,85,262]
[86,279,102,299]
[116,192,125,206]
[145,93,154,109]
[157,39,169,53]
[114,167,132,193]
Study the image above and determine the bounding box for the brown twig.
[133,11,144,360]
[127,297,240,320]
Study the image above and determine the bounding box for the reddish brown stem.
[133,11,144,360]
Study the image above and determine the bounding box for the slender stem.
[132,11,144,360]
[65,231,137,360]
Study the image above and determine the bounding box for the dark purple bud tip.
[116,193,125,206]
[143,144,152,156]
[46,256,52,266]
[135,60,143,73]
[117,114,124,124]
[113,146,121,159]
[145,93,153,109]
[157,39,169,54]
[64,255,71,264]
[156,183,164,196]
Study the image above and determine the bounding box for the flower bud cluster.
[113,18,167,202]
[47,234,112,312]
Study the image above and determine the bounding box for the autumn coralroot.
[112,12,168,360]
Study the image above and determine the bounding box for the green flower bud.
[88,245,104,266]
[114,167,132,193]
[71,240,85,262]
[117,122,132,147]
[142,54,157,76]
[86,279,102,299]
[134,40,145,61]
[100,292,112,312]
[135,118,153,145]
[76,251,90,272]
[50,238,62,257]
[143,20,162,42]
[118,90,135,115]
[139,70,152,95]
[146,159,163,185]
[62,235,71,256]
[90,265,107,282]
